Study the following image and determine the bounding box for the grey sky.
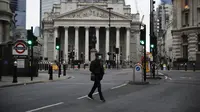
[26,0,161,51]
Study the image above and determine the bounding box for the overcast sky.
[26,0,162,51]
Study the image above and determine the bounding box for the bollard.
[185,63,187,71]
[58,64,61,78]
[178,64,179,70]
[193,63,195,72]
[78,63,80,69]
[49,64,53,80]
[63,64,66,76]
[167,65,170,71]
[13,61,18,83]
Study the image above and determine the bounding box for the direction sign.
[135,66,141,71]
[12,40,28,56]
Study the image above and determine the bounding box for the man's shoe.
[87,95,94,100]
[100,99,106,102]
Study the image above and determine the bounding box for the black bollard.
[167,65,170,70]
[178,64,179,70]
[13,61,18,83]
[193,63,196,72]
[58,64,61,78]
[185,63,187,71]
[49,64,53,80]
[78,63,80,69]
[63,64,66,76]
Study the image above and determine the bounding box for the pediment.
[56,5,131,20]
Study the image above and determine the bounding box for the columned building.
[171,0,200,66]
[42,0,141,64]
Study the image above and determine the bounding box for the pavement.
[0,73,72,88]
[1,69,200,112]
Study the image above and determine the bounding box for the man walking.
[88,53,105,102]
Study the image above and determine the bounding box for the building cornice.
[172,26,200,34]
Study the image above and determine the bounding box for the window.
[185,13,189,26]
[183,45,188,58]
[182,35,188,43]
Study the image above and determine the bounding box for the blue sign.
[136,66,140,71]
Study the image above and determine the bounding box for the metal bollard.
[178,64,179,70]
[13,61,18,83]
[49,64,53,80]
[58,64,61,78]
[63,64,66,76]
[193,63,195,72]
[185,64,187,71]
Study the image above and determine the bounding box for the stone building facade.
[42,0,142,64]
[0,0,12,44]
[171,0,200,65]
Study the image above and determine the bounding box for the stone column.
[116,27,120,61]
[75,27,79,60]
[96,27,100,52]
[105,27,110,60]
[64,27,69,63]
[43,29,48,58]
[126,27,130,61]
[85,26,89,63]
[54,27,58,61]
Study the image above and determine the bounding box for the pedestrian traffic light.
[56,37,60,50]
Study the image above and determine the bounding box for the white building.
[172,0,200,67]
[42,0,142,64]
[41,0,60,19]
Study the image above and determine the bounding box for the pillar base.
[90,48,97,61]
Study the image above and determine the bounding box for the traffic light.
[27,29,38,46]
[140,28,146,45]
[151,0,156,11]
[27,30,33,46]
[150,44,154,48]
[56,37,60,50]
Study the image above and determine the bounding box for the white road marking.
[77,92,99,100]
[180,77,187,79]
[26,102,64,112]
[164,76,172,80]
[111,83,127,90]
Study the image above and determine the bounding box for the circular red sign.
[14,42,26,54]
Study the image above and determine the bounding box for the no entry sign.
[12,40,28,56]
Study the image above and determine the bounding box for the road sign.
[12,40,28,56]
[133,64,143,82]
[136,66,141,71]
[135,65,141,72]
